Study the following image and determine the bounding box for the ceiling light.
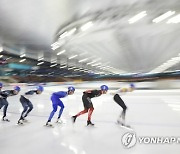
[38,57,44,61]
[68,67,73,70]
[167,14,180,24]
[68,55,78,59]
[37,62,44,65]
[57,50,66,55]
[50,64,57,67]
[149,55,180,73]
[79,58,88,63]
[67,28,77,36]
[87,60,97,65]
[91,62,101,66]
[19,59,26,63]
[60,28,77,39]
[20,54,26,58]
[60,31,68,39]
[153,11,175,23]
[74,68,81,71]
[60,66,67,69]
[128,11,147,24]
[51,42,60,50]
[81,21,93,31]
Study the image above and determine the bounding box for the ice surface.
[0,82,180,154]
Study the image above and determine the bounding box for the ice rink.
[1,82,180,154]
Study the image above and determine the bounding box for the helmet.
[100,85,109,91]
[0,82,3,88]
[14,86,21,92]
[130,83,135,88]
[68,86,75,92]
[37,85,44,92]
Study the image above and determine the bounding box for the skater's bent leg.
[88,107,94,121]
[24,102,33,118]
[3,100,8,118]
[114,94,127,122]
[118,106,127,124]
[19,105,28,120]
[122,106,127,121]
[76,109,88,117]
[58,104,64,119]
[0,99,3,109]
[48,104,57,122]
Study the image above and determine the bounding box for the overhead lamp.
[128,11,147,24]
[60,28,76,39]
[37,62,44,66]
[91,62,101,66]
[87,60,97,65]
[167,14,180,24]
[38,57,44,61]
[19,59,26,63]
[81,21,93,31]
[50,64,58,67]
[66,28,77,36]
[60,65,67,69]
[57,50,66,55]
[153,11,175,23]
[60,31,68,39]
[78,58,88,63]
[74,68,81,71]
[51,42,59,50]
[149,55,180,73]
[20,54,26,58]
[68,55,78,59]
[68,67,73,70]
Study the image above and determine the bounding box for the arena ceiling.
[0,0,180,75]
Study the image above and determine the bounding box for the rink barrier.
[2,80,180,90]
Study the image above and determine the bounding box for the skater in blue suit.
[46,86,75,126]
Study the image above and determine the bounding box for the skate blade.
[17,123,24,126]
[2,119,10,122]
[86,125,96,128]
[56,121,65,124]
[116,122,133,130]
[44,124,54,128]
[121,125,133,131]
